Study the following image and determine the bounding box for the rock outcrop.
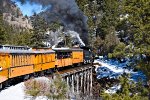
[0,0,32,29]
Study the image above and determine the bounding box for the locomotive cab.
[80,46,94,64]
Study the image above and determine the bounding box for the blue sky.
[12,0,46,16]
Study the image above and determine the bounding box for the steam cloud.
[17,0,88,44]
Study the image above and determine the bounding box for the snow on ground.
[94,60,102,72]
[0,77,49,100]
[105,85,121,94]
[0,82,26,100]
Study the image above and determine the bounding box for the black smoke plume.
[17,0,88,44]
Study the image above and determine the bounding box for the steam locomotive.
[0,45,93,89]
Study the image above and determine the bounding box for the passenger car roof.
[0,49,55,54]
[53,48,83,52]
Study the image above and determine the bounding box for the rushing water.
[94,58,147,93]
[95,58,147,83]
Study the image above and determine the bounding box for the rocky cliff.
[0,0,32,29]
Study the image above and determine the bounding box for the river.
[94,57,147,93]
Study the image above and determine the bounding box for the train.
[0,45,93,89]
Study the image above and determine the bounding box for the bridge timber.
[55,65,94,97]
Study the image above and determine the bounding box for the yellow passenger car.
[53,48,84,68]
[0,52,10,83]
[53,48,72,68]
[0,45,85,88]
[72,48,83,65]
[33,50,55,72]
[0,45,55,86]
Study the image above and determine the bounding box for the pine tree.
[48,22,61,32]
[0,13,5,44]
[76,0,101,47]
[46,72,69,99]
[65,34,72,47]
[120,0,150,87]
[103,33,120,55]
[76,0,121,55]
[93,36,103,55]
[98,0,121,38]
[101,75,149,100]
[30,15,48,47]
[122,0,150,55]
[112,42,126,59]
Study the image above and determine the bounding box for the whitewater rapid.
[94,58,147,83]
[94,58,147,94]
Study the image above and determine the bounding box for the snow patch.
[105,85,121,94]
[0,83,26,100]
[0,77,50,100]
[93,60,101,72]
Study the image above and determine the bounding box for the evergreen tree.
[101,75,149,100]
[30,15,48,47]
[47,72,69,99]
[109,0,150,59]
[103,33,120,55]
[111,42,126,59]
[93,36,103,55]
[122,0,150,55]
[96,0,122,39]
[76,0,101,48]
[76,0,121,55]
[76,0,89,12]
[65,34,72,47]
[24,73,69,99]
[117,0,150,85]
[48,22,62,32]
[0,13,5,44]
[76,0,150,98]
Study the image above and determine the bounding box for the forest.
[0,0,150,99]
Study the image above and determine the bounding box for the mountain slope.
[0,0,32,29]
